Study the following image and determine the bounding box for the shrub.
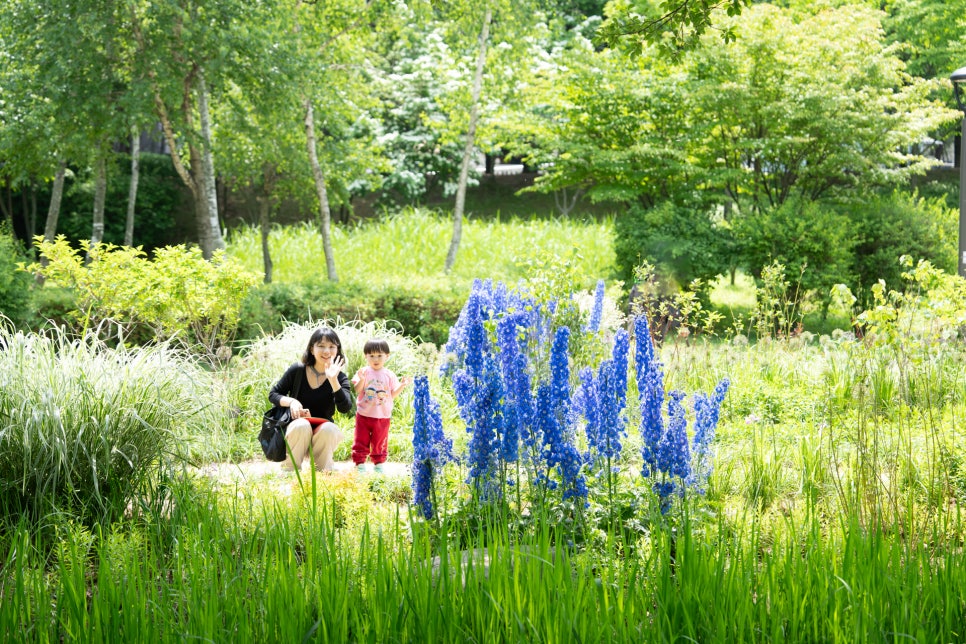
[238,280,465,346]
[614,201,732,288]
[736,198,856,313]
[24,237,258,354]
[27,286,78,331]
[0,229,33,327]
[842,191,956,310]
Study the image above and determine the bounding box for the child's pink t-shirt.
[352,366,400,419]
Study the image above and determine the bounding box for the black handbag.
[259,367,303,462]
[259,406,292,461]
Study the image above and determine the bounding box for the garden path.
[197,459,411,487]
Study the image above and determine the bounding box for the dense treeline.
[1,0,965,330]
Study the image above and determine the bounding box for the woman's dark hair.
[363,338,391,355]
[302,327,345,366]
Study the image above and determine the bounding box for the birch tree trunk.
[125,128,140,246]
[444,5,492,274]
[197,70,225,259]
[304,98,338,281]
[37,160,68,282]
[42,162,66,245]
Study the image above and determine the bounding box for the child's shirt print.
[352,366,400,419]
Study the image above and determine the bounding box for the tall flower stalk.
[411,375,455,521]
[635,315,665,477]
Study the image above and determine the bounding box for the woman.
[268,327,352,471]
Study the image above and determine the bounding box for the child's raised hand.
[400,376,413,388]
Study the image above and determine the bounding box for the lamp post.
[951,66,966,278]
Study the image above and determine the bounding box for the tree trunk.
[91,153,108,247]
[37,161,67,283]
[259,163,277,284]
[259,195,273,284]
[304,98,338,281]
[197,70,225,259]
[28,182,37,240]
[125,127,140,246]
[445,5,492,274]
[190,142,213,254]
[43,162,67,243]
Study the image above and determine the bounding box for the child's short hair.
[364,338,391,355]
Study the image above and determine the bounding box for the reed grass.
[0,326,217,528]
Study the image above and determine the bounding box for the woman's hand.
[325,355,346,380]
[289,398,304,417]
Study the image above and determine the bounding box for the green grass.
[2,477,964,641]
[226,208,616,291]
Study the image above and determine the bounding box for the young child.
[351,338,411,473]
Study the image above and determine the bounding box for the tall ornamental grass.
[0,326,216,527]
[226,208,615,289]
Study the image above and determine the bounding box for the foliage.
[748,261,806,341]
[628,261,724,341]
[0,326,215,528]
[238,279,466,347]
[842,190,957,310]
[503,37,693,207]
[614,200,732,287]
[884,0,966,82]
[0,228,33,327]
[24,237,258,353]
[856,257,966,347]
[688,4,959,213]
[597,0,751,56]
[373,27,474,201]
[736,198,856,313]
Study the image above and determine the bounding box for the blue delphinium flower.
[586,280,606,333]
[688,378,730,491]
[411,375,455,519]
[656,390,691,482]
[496,312,535,463]
[537,382,587,503]
[537,327,587,502]
[578,366,600,453]
[611,328,629,411]
[454,365,504,499]
[441,279,484,377]
[635,316,665,476]
[597,359,624,461]
[447,284,509,499]
[550,326,571,414]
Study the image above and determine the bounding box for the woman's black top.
[269,363,353,420]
